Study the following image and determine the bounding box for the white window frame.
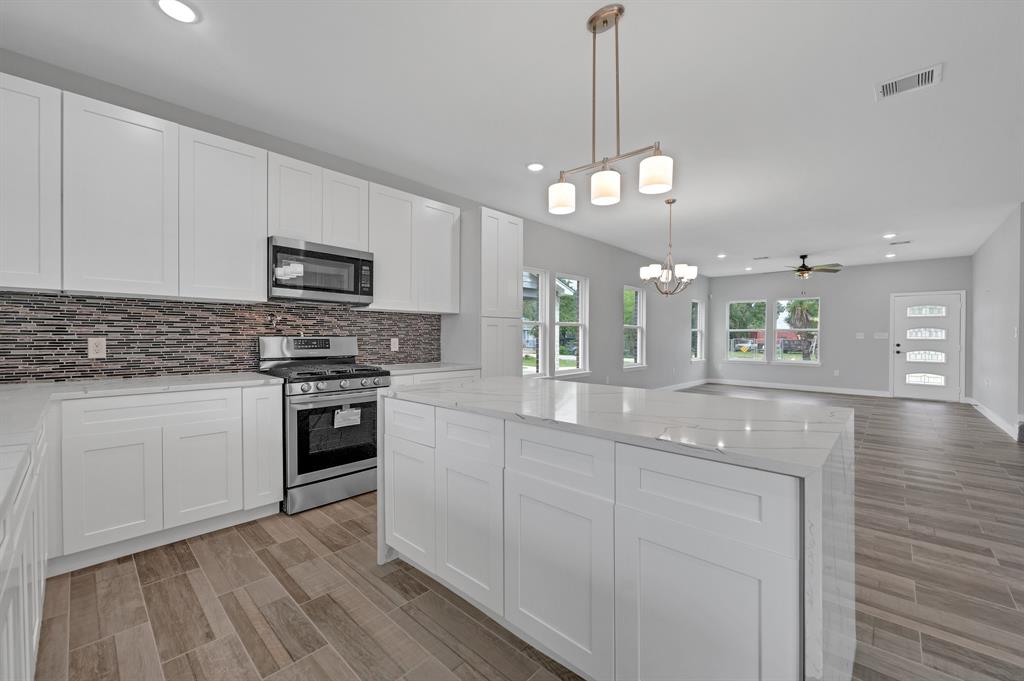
[522,268,547,377]
[726,299,768,363]
[554,273,589,375]
[690,299,705,361]
[773,297,821,366]
[623,285,646,369]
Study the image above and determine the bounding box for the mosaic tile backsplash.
[0,291,441,383]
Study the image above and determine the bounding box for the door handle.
[895,350,901,354]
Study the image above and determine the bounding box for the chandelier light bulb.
[548,179,576,215]
[590,168,621,206]
[639,153,673,194]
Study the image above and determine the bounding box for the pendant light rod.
[560,141,661,177]
[614,13,621,157]
[666,197,675,252]
[592,29,597,164]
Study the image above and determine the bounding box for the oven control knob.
[340,379,349,388]
[315,381,327,391]
[360,378,371,387]
[300,383,312,393]
[372,377,381,386]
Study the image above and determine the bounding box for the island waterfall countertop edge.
[382,376,853,478]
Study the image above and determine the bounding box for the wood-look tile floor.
[34,492,581,681]
[34,385,1024,681]
[687,384,1024,681]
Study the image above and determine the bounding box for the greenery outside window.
[555,275,588,373]
[690,300,704,360]
[727,301,767,362]
[775,298,820,363]
[522,270,546,375]
[623,286,645,367]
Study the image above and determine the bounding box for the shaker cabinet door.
[163,418,244,528]
[504,470,614,680]
[480,207,523,318]
[268,152,323,242]
[323,168,370,251]
[368,184,417,311]
[179,127,268,302]
[0,73,61,291]
[414,199,460,313]
[63,93,179,296]
[615,505,801,681]
[242,386,284,509]
[383,435,436,571]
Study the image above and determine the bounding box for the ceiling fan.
[789,255,843,280]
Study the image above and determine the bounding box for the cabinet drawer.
[505,423,614,499]
[414,370,480,385]
[62,388,241,436]
[384,398,435,446]
[436,408,503,467]
[615,443,800,558]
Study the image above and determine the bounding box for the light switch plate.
[855,332,865,340]
[873,331,889,340]
[391,338,399,352]
[87,337,107,359]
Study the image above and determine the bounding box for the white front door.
[892,292,964,401]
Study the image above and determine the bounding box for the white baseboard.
[703,378,891,398]
[656,378,707,391]
[47,503,280,577]
[969,399,1020,440]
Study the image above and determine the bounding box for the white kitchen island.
[376,377,855,681]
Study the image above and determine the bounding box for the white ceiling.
[2,0,1023,276]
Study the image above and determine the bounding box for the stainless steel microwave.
[268,237,373,305]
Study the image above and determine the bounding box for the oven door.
[286,390,378,487]
[269,236,373,305]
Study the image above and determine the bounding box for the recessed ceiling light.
[744,266,752,271]
[158,0,198,23]
[885,253,896,258]
[716,253,727,259]
[526,163,544,172]
[882,233,896,239]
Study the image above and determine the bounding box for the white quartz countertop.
[0,372,280,447]
[384,376,853,477]
[382,362,481,376]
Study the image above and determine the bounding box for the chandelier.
[547,4,673,215]
[640,198,698,295]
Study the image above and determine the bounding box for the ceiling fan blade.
[810,265,843,272]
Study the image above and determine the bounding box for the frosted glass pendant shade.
[639,154,673,194]
[590,169,621,206]
[548,181,576,215]
[675,264,699,280]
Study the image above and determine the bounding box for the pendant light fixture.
[640,198,698,295]
[547,4,674,215]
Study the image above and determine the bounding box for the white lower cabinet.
[61,386,282,555]
[615,506,800,681]
[163,418,243,528]
[383,434,436,571]
[504,470,615,680]
[434,409,504,614]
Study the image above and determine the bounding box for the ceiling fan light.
[548,181,576,215]
[638,154,673,194]
[590,169,621,206]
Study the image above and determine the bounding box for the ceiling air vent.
[876,64,943,101]
[889,240,912,246]
[752,256,771,261]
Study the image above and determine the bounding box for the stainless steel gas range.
[258,336,389,514]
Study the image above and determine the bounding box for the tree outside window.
[727,301,767,361]
[775,298,820,363]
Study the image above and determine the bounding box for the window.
[907,305,946,318]
[906,373,945,386]
[522,270,546,376]
[727,301,767,361]
[623,286,645,367]
[555,275,587,373]
[907,327,946,340]
[906,350,945,363]
[775,298,820,363]
[690,300,705,360]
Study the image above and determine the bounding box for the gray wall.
[2,49,697,388]
[706,258,973,394]
[524,220,709,389]
[971,204,1022,428]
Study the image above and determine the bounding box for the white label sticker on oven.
[334,408,361,428]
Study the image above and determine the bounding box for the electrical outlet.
[390,338,399,352]
[833,369,840,377]
[87,337,107,359]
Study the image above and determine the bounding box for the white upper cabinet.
[179,128,268,301]
[369,183,461,314]
[63,93,179,296]
[323,169,370,250]
[268,152,323,243]
[480,207,523,318]
[0,73,61,291]
[415,199,460,313]
[480,317,522,378]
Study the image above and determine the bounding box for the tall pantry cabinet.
[479,207,524,377]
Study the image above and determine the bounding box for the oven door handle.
[289,390,379,407]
